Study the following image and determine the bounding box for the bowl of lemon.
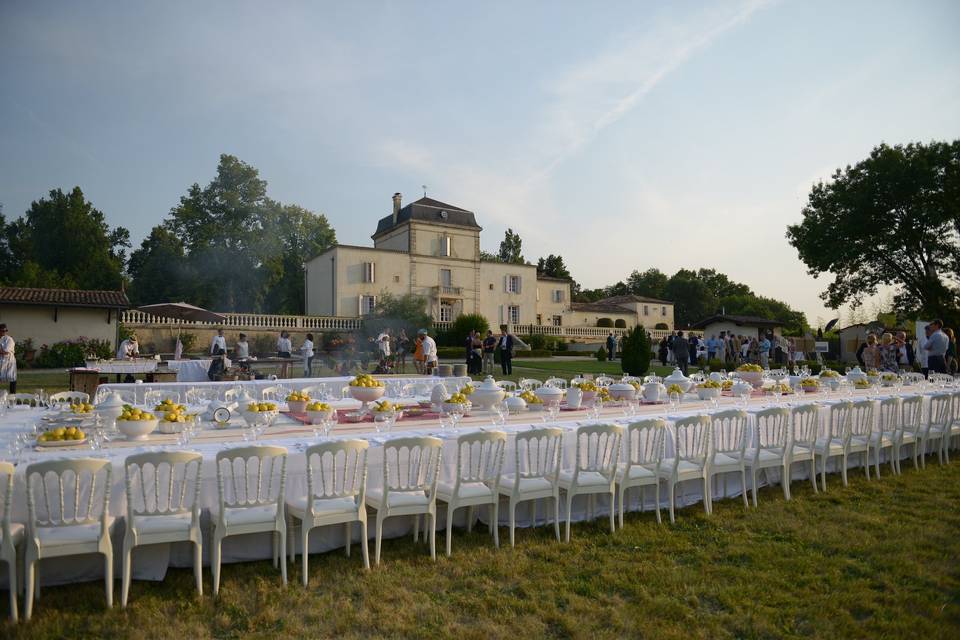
[442,393,472,414]
[69,402,95,415]
[242,402,279,427]
[285,391,311,413]
[116,405,159,440]
[37,426,87,447]
[157,402,192,434]
[348,374,385,407]
[306,401,335,424]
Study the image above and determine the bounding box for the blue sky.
[2,0,958,325]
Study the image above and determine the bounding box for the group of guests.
[357,327,439,375]
[857,320,956,375]
[463,326,527,376]
[657,331,794,373]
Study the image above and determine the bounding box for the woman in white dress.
[300,333,315,377]
[0,324,17,393]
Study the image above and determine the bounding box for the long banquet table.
[0,384,952,589]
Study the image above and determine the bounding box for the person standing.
[879,333,899,373]
[235,333,250,360]
[895,331,915,369]
[396,329,410,373]
[482,330,497,375]
[945,327,957,374]
[658,337,668,366]
[924,320,949,374]
[606,332,616,361]
[465,330,477,373]
[673,331,690,375]
[210,328,227,356]
[917,325,931,377]
[861,334,881,370]
[301,333,315,377]
[419,329,438,374]
[688,334,700,367]
[706,335,718,361]
[498,326,515,375]
[759,334,771,369]
[0,324,17,393]
[277,331,292,358]
[413,333,425,374]
[116,334,139,359]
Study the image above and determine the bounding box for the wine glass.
[490,402,506,427]
[669,392,680,413]
[772,384,782,406]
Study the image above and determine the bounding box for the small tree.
[620,326,652,376]
[439,313,489,346]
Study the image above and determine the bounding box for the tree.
[620,325,652,376]
[664,269,719,329]
[787,141,960,325]
[479,250,500,262]
[694,268,751,299]
[362,292,432,340]
[5,187,129,290]
[537,253,579,296]
[626,268,668,299]
[127,226,193,305]
[497,228,525,264]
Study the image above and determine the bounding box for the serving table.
[0,384,949,589]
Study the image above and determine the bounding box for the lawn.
[6,460,959,639]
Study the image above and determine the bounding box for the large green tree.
[497,228,525,264]
[537,253,579,296]
[787,140,960,325]
[127,226,192,306]
[4,187,129,290]
[663,269,719,329]
[626,268,669,299]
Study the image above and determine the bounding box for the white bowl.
[607,383,637,401]
[306,408,335,424]
[287,400,308,413]
[696,387,721,400]
[242,410,279,427]
[736,371,764,388]
[442,401,470,414]
[157,419,186,434]
[349,386,385,404]
[117,418,158,441]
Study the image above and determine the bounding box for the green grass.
[7,461,960,639]
[7,370,71,394]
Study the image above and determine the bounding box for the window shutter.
[516,276,522,294]
[503,276,508,293]
[499,305,504,324]
[370,262,375,283]
[358,295,363,315]
[370,295,377,313]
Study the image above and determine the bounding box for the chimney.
[392,193,402,224]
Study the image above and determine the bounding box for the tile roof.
[373,197,482,236]
[0,287,130,309]
[570,301,638,314]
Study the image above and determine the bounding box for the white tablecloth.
[97,375,471,404]
[0,385,949,588]
[87,359,158,374]
[164,359,214,382]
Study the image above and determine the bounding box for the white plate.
[36,437,88,448]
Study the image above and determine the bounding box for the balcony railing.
[433,285,463,297]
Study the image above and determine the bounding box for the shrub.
[438,313,489,347]
[35,337,113,368]
[655,322,669,330]
[614,319,627,328]
[706,358,725,372]
[178,332,197,353]
[525,334,547,351]
[596,318,614,328]
[250,334,274,357]
[620,326,651,376]
[14,338,36,367]
[556,340,568,352]
[595,346,608,361]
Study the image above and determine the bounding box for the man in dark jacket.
[673,331,690,375]
[606,332,617,361]
[895,331,915,368]
[498,326,515,375]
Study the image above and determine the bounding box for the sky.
[2,0,958,326]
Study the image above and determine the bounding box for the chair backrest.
[877,397,902,434]
[595,375,615,387]
[304,439,369,512]
[381,437,443,498]
[928,394,952,431]
[570,377,588,386]
[260,386,283,401]
[300,384,328,399]
[571,424,623,480]
[901,395,923,431]
[513,427,563,482]
[0,461,13,536]
[754,407,789,449]
[452,431,507,492]
[96,388,136,404]
[185,387,220,404]
[849,400,874,438]
[544,377,568,389]
[223,388,244,403]
[673,415,711,465]
[144,390,181,407]
[519,378,543,391]
[401,382,432,397]
[124,451,203,521]
[496,380,518,392]
[952,390,960,424]
[901,372,925,384]
[625,419,666,467]
[49,391,90,405]
[790,404,820,447]
[7,393,38,407]
[827,401,853,441]
[710,410,748,454]
[25,458,111,530]
[215,445,288,511]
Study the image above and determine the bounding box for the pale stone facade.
[304,195,674,332]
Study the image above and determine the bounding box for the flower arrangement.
[698,379,722,389]
[737,364,763,373]
[667,383,685,395]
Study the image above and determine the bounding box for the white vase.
[566,387,582,409]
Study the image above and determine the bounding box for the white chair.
[23,458,113,620]
[657,415,711,523]
[299,384,328,399]
[498,427,563,547]
[212,445,288,595]
[901,372,925,385]
[559,424,623,542]
[616,419,665,528]
[185,388,220,405]
[872,397,901,477]
[847,400,874,480]
[48,391,90,405]
[919,394,952,467]
[519,378,543,391]
[223,388,245,403]
[544,378,568,389]
[570,376,588,386]
[287,439,369,586]
[941,390,960,462]
[595,375,615,386]
[437,431,507,556]
[96,388,136,405]
[0,461,22,622]
[6,393,38,407]
[740,407,788,506]
[366,436,443,565]
[785,404,820,500]
[144,390,180,407]
[707,410,749,510]
[814,401,852,491]
[496,380,518,393]
[260,386,284,402]
[897,394,924,471]
[122,451,203,606]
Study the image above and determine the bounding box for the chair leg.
[863,450,870,480]
[564,491,573,542]
[783,461,792,500]
[428,510,437,561]
[413,514,419,542]
[491,500,500,549]
[509,499,517,548]
[446,504,455,557]
[841,453,849,486]
[753,468,761,507]
[121,544,133,608]
[608,491,616,534]
[618,486,625,530]
[212,536,222,595]
[345,522,352,557]
[278,526,287,586]
[194,540,203,597]
[668,481,676,524]
[808,458,817,494]
[6,557,16,623]
[300,525,311,586]
[375,513,384,566]
[360,517,370,570]
[654,481,662,524]
[553,494,561,541]
[875,446,882,478]
[104,550,113,609]
[703,477,712,516]
[23,557,34,621]
[272,530,279,568]
[466,506,476,534]
[741,468,749,507]
[288,519,296,565]
[819,455,827,492]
